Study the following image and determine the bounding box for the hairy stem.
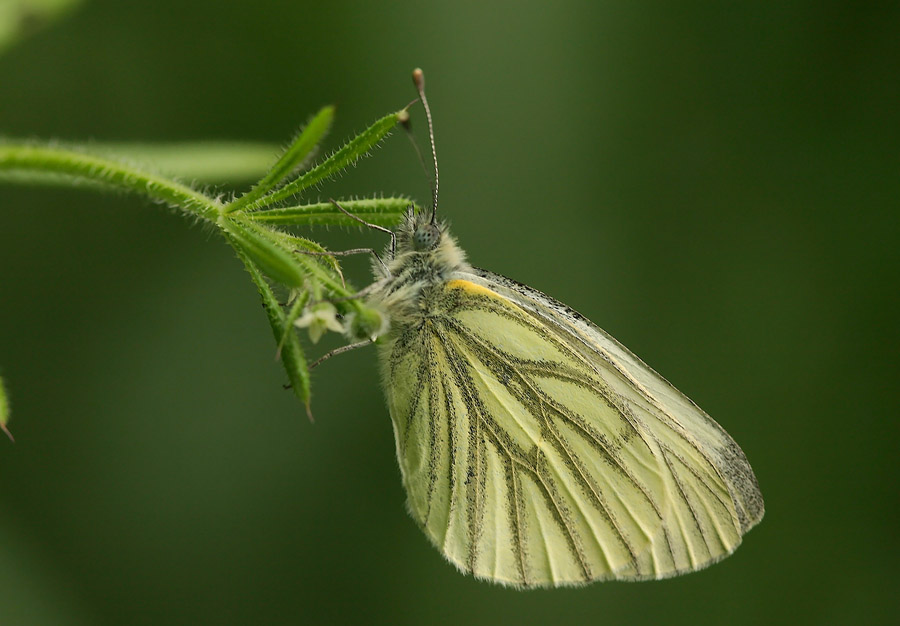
[0,142,221,221]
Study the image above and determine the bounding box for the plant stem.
[0,142,221,221]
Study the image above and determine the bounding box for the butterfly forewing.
[470,269,764,535]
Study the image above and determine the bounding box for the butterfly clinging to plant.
[321,69,764,588]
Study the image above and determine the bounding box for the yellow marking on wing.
[446,279,501,298]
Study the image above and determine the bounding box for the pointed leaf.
[233,249,311,406]
[225,106,335,213]
[275,233,345,285]
[277,290,310,358]
[221,218,307,288]
[248,197,413,227]
[224,217,353,301]
[247,111,402,211]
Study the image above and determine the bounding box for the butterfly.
[347,70,763,588]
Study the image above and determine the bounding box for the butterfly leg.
[323,280,386,303]
[328,198,397,257]
[296,247,390,279]
[309,339,374,369]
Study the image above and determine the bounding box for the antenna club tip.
[412,68,425,89]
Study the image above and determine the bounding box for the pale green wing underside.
[380,274,763,588]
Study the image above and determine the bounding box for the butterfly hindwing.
[379,273,762,587]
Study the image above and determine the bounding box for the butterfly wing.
[470,269,765,534]
[379,272,763,587]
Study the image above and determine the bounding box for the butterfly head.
[412,222,441,251]
[395,207,444,254]
[380,208,468,281]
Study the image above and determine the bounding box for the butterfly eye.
[412,224,441,251]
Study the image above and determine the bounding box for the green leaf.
[222,218,355,304]
[248,197,414,227]
[233,251,311,407]
[274,232,346,286]
[277,290,310,358]
[221,218,307,288]
[0,375,12,442]
[246,111,402,211]
[225,106,335,214]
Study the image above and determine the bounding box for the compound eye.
[412,224,441,251]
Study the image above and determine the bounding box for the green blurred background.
[1,1,897,624]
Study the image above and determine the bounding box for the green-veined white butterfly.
[345,70,763,588]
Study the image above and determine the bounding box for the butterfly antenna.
[398,108,434,194]
[412,68,439,224]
